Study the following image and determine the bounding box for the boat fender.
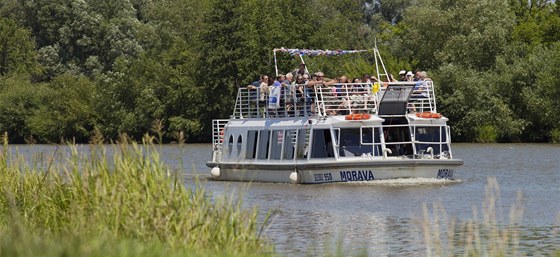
[210,167,221,178]
[289,170,302,184]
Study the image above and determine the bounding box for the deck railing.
[231,81,437,119]
[232,86,312,118]
[315,83,378,116]
[212,119,229,146]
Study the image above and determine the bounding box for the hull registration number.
[313,173,333,182]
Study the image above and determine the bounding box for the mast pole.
[373,40,389,82]
[298,54,309,74]
[274,50,279,77]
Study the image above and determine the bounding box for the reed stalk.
[0,134,272,257]
[421,177,536,257]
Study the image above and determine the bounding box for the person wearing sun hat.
[406,71,414,82]
[399,70,406,81]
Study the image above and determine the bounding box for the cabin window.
[383,125,413,156]
[228,135,234,156]
[415,126,448,155]
[257,130,270,160]
[236,135,242,156]
[337,128,382,157]
[245,130,258,159]
[296,129,308,159]
[270,130,283,160]
[283,129,297,160]
[310,129,335,158]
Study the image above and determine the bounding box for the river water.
[9,143,560,256]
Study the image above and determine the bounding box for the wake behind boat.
[206,47,463,184]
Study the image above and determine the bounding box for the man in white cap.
[399,70,406,81]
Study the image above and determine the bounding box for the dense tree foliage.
[0,0,559,143]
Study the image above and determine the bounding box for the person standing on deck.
[247,75,269,117]
[398,70,406,81]
[268,75,284,116]
[305,72,327,115]
[406,71,414,82]
[283,73,294,104]
[292,63,309,77]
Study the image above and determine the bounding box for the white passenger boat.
[206,47,463,184]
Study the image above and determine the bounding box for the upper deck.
[231,81,437,119]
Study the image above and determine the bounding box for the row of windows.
[222,125,450,160]
[224,128,378,160]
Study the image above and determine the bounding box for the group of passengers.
[397,69,431,83]
[245,63,431,117]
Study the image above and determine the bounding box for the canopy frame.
[272,46,388,81]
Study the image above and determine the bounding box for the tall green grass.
[0,134,272,257]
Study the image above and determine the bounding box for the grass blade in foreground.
[0,135,272,257]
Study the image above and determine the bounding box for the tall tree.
[19,0,146,79]
[0,18,38,75]
[398,0,514,71]
[197,0,252,126]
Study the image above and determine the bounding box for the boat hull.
[206,159,463,184]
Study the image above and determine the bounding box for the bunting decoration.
[273,48,368,56]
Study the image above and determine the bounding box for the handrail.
[212,119,229,147]
[315,83,378,116]
[231,80,438,119]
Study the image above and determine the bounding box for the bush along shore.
[0,134,272,257]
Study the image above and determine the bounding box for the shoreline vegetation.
[1,1,560,144]
[0,134,273,257]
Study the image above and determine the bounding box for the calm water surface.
[10,143,560,256]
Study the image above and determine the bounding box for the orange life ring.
[415,112,442,119]
[345,113,371,120]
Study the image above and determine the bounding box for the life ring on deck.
[415,112,442,119]
[345,113,371,120]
